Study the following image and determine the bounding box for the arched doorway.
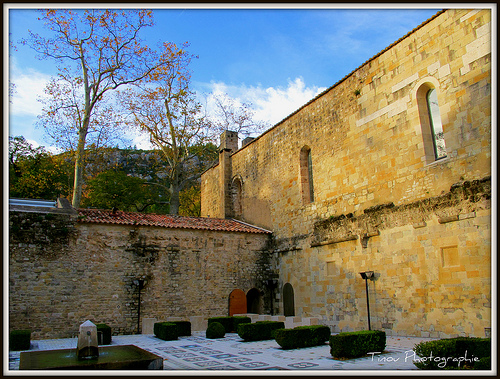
[246,288,262,314]
[283,283,295,316]
[228,289,247,316]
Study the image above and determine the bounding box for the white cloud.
[199,77,326,127]
[10,66,51,117]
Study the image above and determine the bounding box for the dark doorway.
[283,283,295,317]
[246,288,262,314]
[228,289,247,316]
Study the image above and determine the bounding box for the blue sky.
[6,5,442,151]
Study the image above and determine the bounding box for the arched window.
[426,89,447,160]
[300,146,314,204]
[283,283,295,317]
[416,81,447,163]
[231,177,243,219]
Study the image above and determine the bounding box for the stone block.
[142,318,156,335]
[189,316,207,331]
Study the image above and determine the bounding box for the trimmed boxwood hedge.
[208,316,251,333]
[9,330,31,351]
[170,321,191,337]
[237,321,285,341]
[206,322,226,339]
[154,322,178,341]
[413,337,491,370]
[96,323,112,345]
[274,325,331,349]
[330,330,386,359]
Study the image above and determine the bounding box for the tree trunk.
[169,183,180,215]
[71,120,89,208]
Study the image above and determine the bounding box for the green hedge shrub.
[171,321,191,337]
[413,337,491,370]
[237,321,285,341]
[233,316,252,332]
[275,325,331,349]
[154,322,178,341]
[330,330,386,359]
[96,323,112,345]
[474,357,491,370]
[206,322,226,339]
[208,316,251,333]
[9,330,31,351]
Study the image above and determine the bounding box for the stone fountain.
[76,320,99,360]
[19,321,163,370]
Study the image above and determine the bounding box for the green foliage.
[154,322,178,341]
[10,330,31,351]
[413,337,491,370]
[274,325,331,349]
[208,317,234,333]
[170,321,191,337]
[9,136,71,199]
[329,330,386,359]
[233,316,252,332]
[237,321,285,342]
[82,169,169,213]
[96,323,112,345]
[207,316,251,333]
[474,357,491,370]
[206,322,225,339]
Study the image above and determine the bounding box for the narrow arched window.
[416,82,447,163]
[231,177,242,219]
[426,88,447,160]
[300,146,314,204]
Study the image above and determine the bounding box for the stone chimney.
[219,131,238,218]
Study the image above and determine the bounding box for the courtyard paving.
[8,331,437,372]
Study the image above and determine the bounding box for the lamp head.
[360,271,374,280]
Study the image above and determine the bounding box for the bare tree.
[120,43,215,214]
[21,9,179,207]
[209,93,269,138]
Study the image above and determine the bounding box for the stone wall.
[275,177,491,338]
[9,214,274,339]
[200,9,492,338]
[201,9,491,239]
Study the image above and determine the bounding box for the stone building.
[8,8,492,340]
[9,202,274,339]
[201,9,492,338]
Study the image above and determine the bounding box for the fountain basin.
[19,345,163,370]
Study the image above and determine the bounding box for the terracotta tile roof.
[77,208,272,234]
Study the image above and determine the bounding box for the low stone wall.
[9,214,275,339]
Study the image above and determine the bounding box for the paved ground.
[8,332,437,372]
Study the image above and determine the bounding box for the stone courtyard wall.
[9,213,274,339]
[275,177,491,338]
[200,9,492,338]
[201,9,491,238]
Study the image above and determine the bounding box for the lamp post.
[359,271,374,330]
[133,279,145,334]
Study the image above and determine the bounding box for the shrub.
[208,317,233,333]
[330,330,386,359]
[413,337,491,370]
[10,330,31,351]
[207,316,251,333]
[96,323,112,345]
[233,316,252,331]
[237,321,285,341]
[206,322,226,339]
[474,357,491,370]
[154,322,178,341]
[171,321,191,337]
[274,325,331,349]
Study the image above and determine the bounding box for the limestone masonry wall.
[200,9,492,338]
[9,214,273,339]
[201,9,491,238]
